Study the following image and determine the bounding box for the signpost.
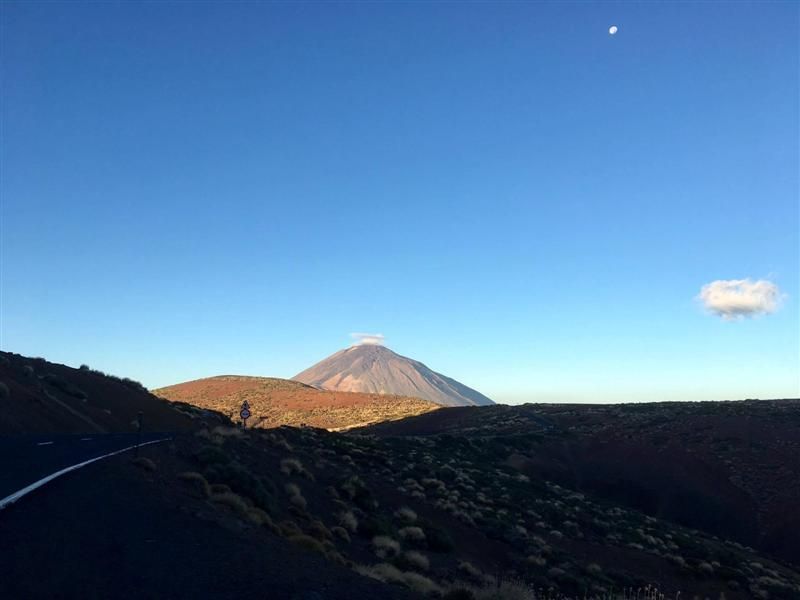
[240,401,251,429]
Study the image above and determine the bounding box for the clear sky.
[2,1,797,403]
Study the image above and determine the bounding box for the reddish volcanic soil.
[153,375,439,430]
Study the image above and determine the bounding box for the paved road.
[0,432,171,502]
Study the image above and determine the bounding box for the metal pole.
[135,411,143,457]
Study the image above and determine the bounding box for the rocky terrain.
[294,344,494,407]
[153,375,440,431]
[2,352,799,599]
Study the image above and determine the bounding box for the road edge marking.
[0,438,171,511]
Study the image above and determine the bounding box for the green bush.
[205,461,276,513]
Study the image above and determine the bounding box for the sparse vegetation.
[131,457,157,472]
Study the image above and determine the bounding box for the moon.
[609,25,618,35]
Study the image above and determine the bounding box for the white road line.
[36,441,54,446]
[0,437,171,511]
[80,438,92,441]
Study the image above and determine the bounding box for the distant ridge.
[293,344,494,408]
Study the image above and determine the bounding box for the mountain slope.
[153,375,439,430]
[0,351,194,435]
[293,344,494,407]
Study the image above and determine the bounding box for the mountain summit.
[293,344,494,407]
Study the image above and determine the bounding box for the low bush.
[131,457,156,472]
[331,526,351,543]
[278,520,302,538]
[0,381,9,399]
[338,511,359,533]
[399,526,426,542]
[178,471,210,498]
[210,491,250,517]
[288,534,326,554]
[399,550,429,572]
[205,461,276,513]
[394,506,418,523]
[372,535,401,559]
[306,520,332,541]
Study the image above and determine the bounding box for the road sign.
[240,408,251,420]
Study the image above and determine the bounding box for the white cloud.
[697,279,784,320]
[350,332,385,346]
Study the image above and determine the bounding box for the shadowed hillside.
[362,399,800,566]
[0,352,194,435]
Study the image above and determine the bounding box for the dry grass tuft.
[331,526,351,543]
[288,534,326,554]
[210,491,250,517]
[399,526,426,542]
[394,506,417,523]
[178,471,210,498]
[372,535,401,559]
[402,550,430,572]
[338,511,358,533]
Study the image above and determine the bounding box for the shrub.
[178,471,210,498]
[399,526,426,542]
[359,515,393,538]
[288,534,326,554]
[458,562,484,580]
[586,562,602,575]
[211,425,243,438]
[131,457,156,472]
[338,511,358,533]
[472,580,535,600]
[204,461,276,513]
[443,588,476,600]
[357,563,441,596]
[209,483,232,495]
[394,506,418,523]
[290,494,307,510]
[403,571,441,596]
[211,491,250,517]
[23,365,35,377]
[306,520,333,541]
[0,382,9,399]
[278,520,302,537]
[246,507,273,527]
[372,535,401,559]
[281,457,309,478]
[340,475,374,510]
[331,526,351,543]
[400,550,429,572]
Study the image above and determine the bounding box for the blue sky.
[2,1,797,403]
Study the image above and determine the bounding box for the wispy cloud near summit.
[350,332,385,346]
[697,279,784,320]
